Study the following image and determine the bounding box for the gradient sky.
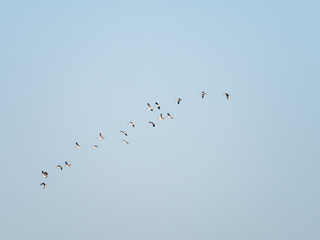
[1,1,319,239]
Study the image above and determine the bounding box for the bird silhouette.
[146,103,153,111]
[149,121,155,127]
[97,133,105,140]
[40,182,46,190]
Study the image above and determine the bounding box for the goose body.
[40,183,46,190]
[146,103,153,111]
[41,171,48,178]
[120,131,128,136]
[149,121,155,127]
[122,140,129,144]
[64,161,71,167]
[75,142,82,149]
[155,102,161,110]
[223,93,229,99]
[200,91,206,99]
[158,113,165,120]
[97,133,105,140]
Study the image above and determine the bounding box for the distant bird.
[56,165,63,171]
[97,133,105,140]
[158,113,165,121]
[176,98,182,104]
[149,121,155,127]
[128,122,135,127]
[120,131,128,136]
[75,142,82,149]
[41,171,48,178]
[122,140,129,144]
[155,102,161,110]
[92,145,99,148]
[167,113,173,119]
[64,161,71,167]
[223,93,229,99]
[200,91,206,99]
[146,103,153,111]
[40,182,46,190]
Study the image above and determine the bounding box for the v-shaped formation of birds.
[40,92,230,190]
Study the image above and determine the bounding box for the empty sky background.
[1,1,319,239]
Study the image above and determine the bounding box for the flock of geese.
[40,91,230,190]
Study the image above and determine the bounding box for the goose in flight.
[41,171,48,178]
[167,113,173,119]
[223,93,229,99]
[176,98,182,104]
[122,140,129,144]
[40,182,46,190]
[64,161,71,167]
[56,165,63,171]
[120,131,128,136]
[158,113,165,121]
[92,145,99,149]
[149,121,155,127]
[97,133,105,140]
[146,103,153,111]
[128,122,135,127]
[200,91,206,99]
[155,102,161,110]
[75,142,82,149]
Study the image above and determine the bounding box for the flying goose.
[146,103,153,111]
[56,165,63,171]
[92,145,99,149]
[75,142,82,149]
[149,121,155,127]
[120,131,128,136]
[200,91,206,99]
[167,113,173,119]
[128,122,135,127]
[122,140,129,144]
[40,182,46,190]
[155,102,161,110]
[223,93,229,99]
[176,98,182,104]
[158,113,165,121]
[97,133,105,140]
[64,161,71,167]
[41,171,48,178]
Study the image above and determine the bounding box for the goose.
[158,113,165,121]
[120,131,128,136]
[122,140,129,144]
[167,113,173,119]
[155,102,161,110]
[56,165,63,171]
[223,93,229,99]
[128,122,135,127]
[41,171,48,178]
[176,98,182,104]
[64,161,71,167]
[146,103,153,111]
[200,91,206,99]
[75,142,82,149]
[149,121,155,127]
[40,183,46,190]
[97,133,105,140]
[92,145,99,149]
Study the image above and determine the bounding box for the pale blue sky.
[1,1,319,239]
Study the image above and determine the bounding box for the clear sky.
[1,1,319,239]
